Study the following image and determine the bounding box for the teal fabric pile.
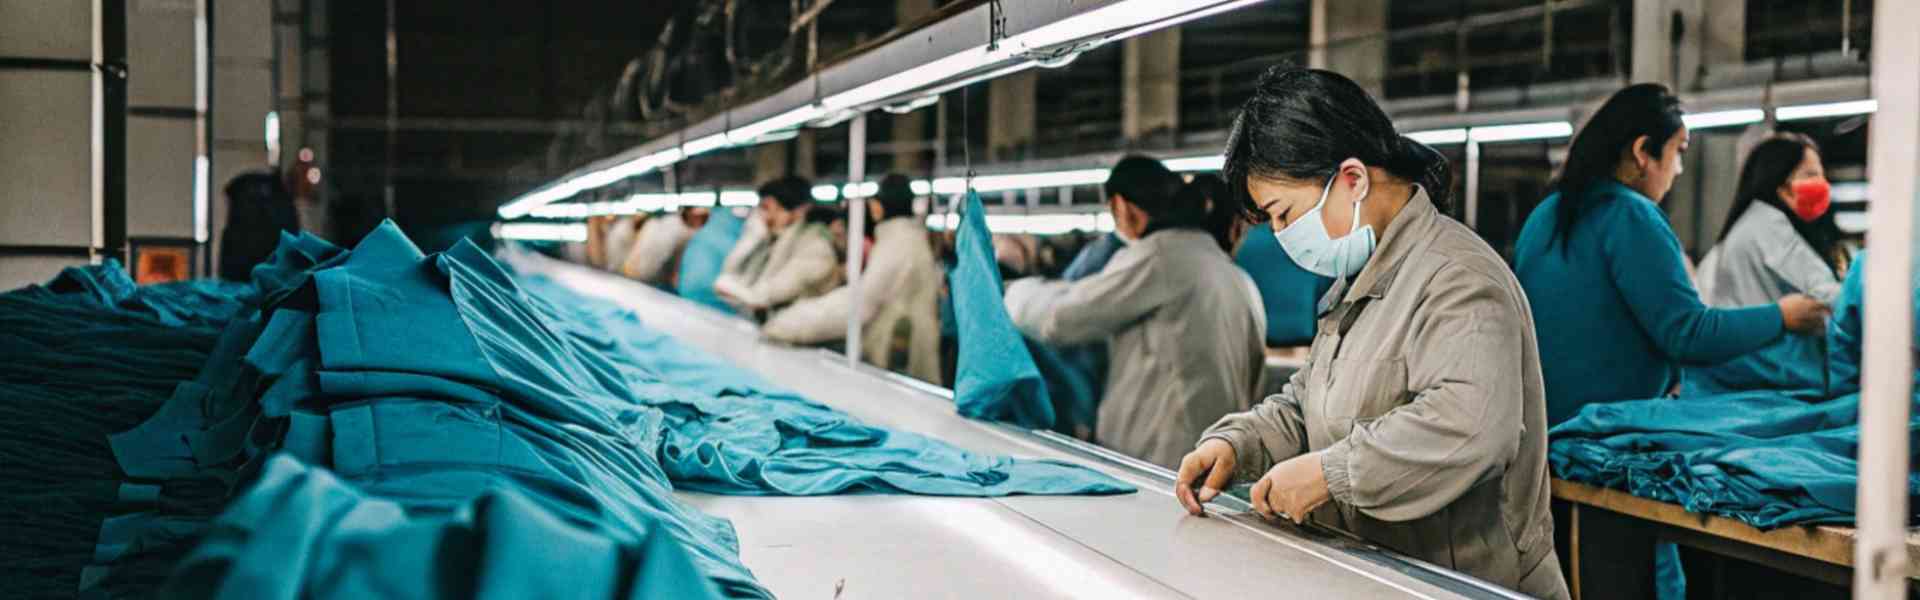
[7,221,1130,598]
[1551,252,1920,528]
[1232,226,1330,347]
[947,190,1058,430]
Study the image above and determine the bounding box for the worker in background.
[713,175,840,316]
[1004,156,1265,469]
[217,171,300,281]
[1174,67,1569,600]
[620,206,711,288]
[1510,84,1827,600]
[763,174,944,384]
[1689,133,1848,395]
[602,215,643,273]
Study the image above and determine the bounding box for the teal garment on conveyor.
[677,207,747,312]
[1514,180,1785,425]
[948,190,1057,429]
[1550,251,1920,529]
[161,455,724,600]
[1232,224,1331,346]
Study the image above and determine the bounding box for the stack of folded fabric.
[5,221,1132,599]
[1551,253,1920,529]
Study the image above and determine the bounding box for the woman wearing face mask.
[1510,85,1827,600]
[1687,133,1847,394]
[1512,87,1829,426]
[1172,66,1568,600]
[1003,157,1266,469]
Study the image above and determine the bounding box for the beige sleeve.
[1201,365,1312,482]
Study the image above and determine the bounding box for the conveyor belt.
[514,251,1530,600]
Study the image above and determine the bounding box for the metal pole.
[383,0,397,217]
[1464,140,1481,228]
[1856,0,1918,597]
[845,114,868,368]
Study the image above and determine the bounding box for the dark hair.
[1106,155,1242,252]
[1548,83,1685,250]
[1717,133,1842,269]
[1222,66,1453,221]
[874,173,916,220]
[756,175,814,210]
[225,170,289,203]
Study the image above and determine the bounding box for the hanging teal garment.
[947,190,1056,429]
[1233,224,1332,346]
[677,208,747,312]
[1551,252,1920,529]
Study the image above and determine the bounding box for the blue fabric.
[1550,252,1920,530]
[1514,180,1785,425]
[948,191,1057,429]
[1062,233,1124,281]
[1233,226,1332,346]
[677,208,747,312]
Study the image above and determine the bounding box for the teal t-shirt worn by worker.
[1513,180,1785,426]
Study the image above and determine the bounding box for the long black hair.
[1717,133,1844,270]
[1106,155,1243,252]
[1221,66,1454,221]
[1548,83,1685,250]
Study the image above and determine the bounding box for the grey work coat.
[763,217,945,385]
[1202,190,1569,600]
[1005,228,1267,469]
[1700,202,1842,306]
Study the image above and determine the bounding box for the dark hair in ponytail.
[1222,66,1454,220]
[1549,83,1684,251]
[1718,133,1843,270]
[1106,156,1244,253]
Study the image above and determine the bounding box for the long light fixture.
[495,222,588,242]
[498,148,684,218]
[925,212,1116,235]
[1406,128,1469,145]
[1683,108,1766,130]
[1776,99,1879,121]
[1467,121,1574,143]
[1164,155,1225,171]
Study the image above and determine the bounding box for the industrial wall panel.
[0,70,98,247]
[0,0,95,60]
[213,63,271,144]
[0,255,89,291]
[213,0,272,59]
[126,115,197,238]
[128,0,198,108]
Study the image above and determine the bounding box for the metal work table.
[520,253,1528,600]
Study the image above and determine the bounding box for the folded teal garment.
[947,190,1056,429]
[677,208,746,313]
[161,455,725,600]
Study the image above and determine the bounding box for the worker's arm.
[1762,230,1843,303]
[1002,248,1173,345]
[762,285,855,344]
[1607,199,1784,364]
[1319,263,1522,522]
[748,228,840,308]
[1200,366,1312,482]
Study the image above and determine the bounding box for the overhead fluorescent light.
[910,180,934,195]
[1683,108,1765,130]
[497,148,684,219]
[1468,121,1573,143]
[924,212,1109,235]
[842,181,880,199]
[495,222,588,242]
[1831,181,1870,203]
[1776,99,1878,121]
[970,169,1109,193]
[1013,0,1263,52]
[811,185,839,202]
[719,190,761,207]
[727,106,823,144]
[1405,128,1468,145]
[822,45,1014,113]
[1164,155,1225,171]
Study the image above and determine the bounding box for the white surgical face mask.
[1273,173,1377,280]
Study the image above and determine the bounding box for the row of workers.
[587,65,1843,598]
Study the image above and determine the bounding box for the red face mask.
[1790,177,1831,222]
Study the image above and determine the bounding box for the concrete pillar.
[987,69,1036,161]
[125,0,208,258]
[0,2,108,287]
[753,142,790,184]
[211,0,277,269]
[1309,0,1387,97]
[1122,27,1180,147]
[793,130,817,179]
[1631,0,1706,89]
[891,0,935,173]
[1702,0,1745,68]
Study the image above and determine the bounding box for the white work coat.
[763,217,944,384]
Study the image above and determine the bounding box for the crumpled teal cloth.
[947,190,1056,429]
[1552,251,1920,529]
[676,208,747,312]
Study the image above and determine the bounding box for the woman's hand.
[1174,439,1237,516]
[1778,293,1831,335]
[1250,453,1332,525]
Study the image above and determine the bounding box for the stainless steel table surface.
[516,251,1531,600]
